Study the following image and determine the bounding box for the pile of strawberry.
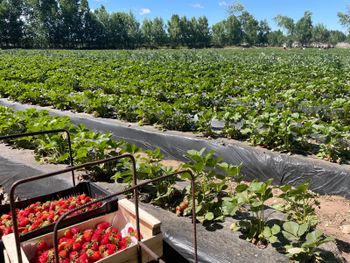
[0,193,102,238]
[31,222,141,263]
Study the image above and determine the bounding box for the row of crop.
[0,50,349,162]
[0,105,338,262]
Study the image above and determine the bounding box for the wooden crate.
[3,199,162,263]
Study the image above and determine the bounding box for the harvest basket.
[0,154,138,263]
[3,198,162,263]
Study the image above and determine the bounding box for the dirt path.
[316,195,350,262]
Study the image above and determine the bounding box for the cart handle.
[10,154,136,263]
[0,129,75,186]
[53,169,198,263]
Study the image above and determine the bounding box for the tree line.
[0,0,349,49]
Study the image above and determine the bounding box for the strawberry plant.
[180,148,241,223]
[226,179,282,246]
[282,221,334,262]
[274,182,320,226]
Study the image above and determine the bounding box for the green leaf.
[230,222,240,232]
[271,224,281,235]
[204,212,214,221]
[297,223,309,237]
[285,247,305,255]
[282,221,300,241]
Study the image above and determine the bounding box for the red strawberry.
[96,222,110,230]
[77,253,89,263]
[3,226,12,235]
[58,250,67,259]
[64,229,73,238]
[36,241,49,252]
[18,218,29,227]
[69,251,79,260]
[91,233,101,243]
[72,242,81,251]
[87,249,101,262]
[91,242,99,251]
[106,243,117,253]
[83,229,93,242]
[71,226,80,235]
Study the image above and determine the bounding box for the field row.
[0,49,349,162]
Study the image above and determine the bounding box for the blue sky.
[88,0,349,32]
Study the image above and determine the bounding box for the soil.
[316,195,350,262]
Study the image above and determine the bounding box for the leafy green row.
[0,105,336,261]
[0,105,170,181]
[0,49,349,162]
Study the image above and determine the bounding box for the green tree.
[168,14,181,47]
[152,17,167,46]
[26,0,60,47]
[258,20,270,45]
[328,30,346,45]
[268,30,285,46]
[227,2,258,45]
[337,6,350,34]
[225,15,242,45]
[0,0,24,47]
[274,15,295,46]
[196,16,210,47]
[294,11,313,46]
[212,15,242,47]
[58,0,80,48]
[93,6,109,48]
[312,23,330,43]
[274,15,295,35]
[212,21,227,47]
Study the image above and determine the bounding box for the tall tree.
[212,21,227,47]
[25,0,60,47]
[58,0,80,48]
[258,20,270,45]
[268,30,285,46]
[0,0,24,47]
[168,14,181,47]
[152,17,167,46]
[274,15,295,36]
[195,16,210,47]
[312,23,330,43]
[328,30,346,45]
[294,11,313,46]
[225,15,242,45]
[337,6,350,34]
[227,2,259,45]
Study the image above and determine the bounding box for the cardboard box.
[3,199,162,263]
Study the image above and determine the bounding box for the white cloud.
[190,3,204,9]
[139,8,151,15]
[219,1,227,6]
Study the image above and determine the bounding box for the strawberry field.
[0,48,349,163]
